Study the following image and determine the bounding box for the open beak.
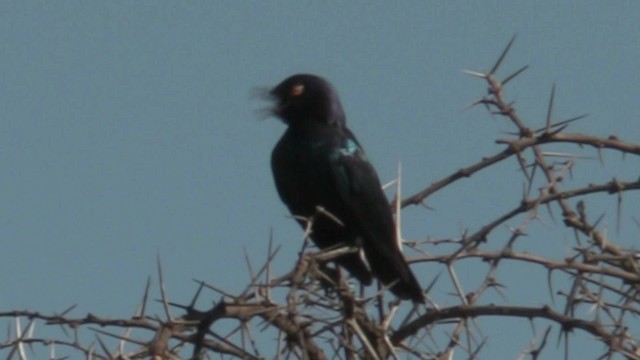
[251,86,281,119]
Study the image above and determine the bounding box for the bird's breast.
[271,135,336,214]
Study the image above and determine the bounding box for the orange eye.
[291,84,305,96]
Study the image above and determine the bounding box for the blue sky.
[1,2,639,358]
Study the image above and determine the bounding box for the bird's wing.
[327,130,397,253]
[328,129,425,301]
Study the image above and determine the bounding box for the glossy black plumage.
[269,74,424,302]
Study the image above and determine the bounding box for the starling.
[269,74,424,302]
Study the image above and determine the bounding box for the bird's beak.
[251,86,274,103]
[251,86,282,119]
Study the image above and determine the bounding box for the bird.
[268,74,424,302]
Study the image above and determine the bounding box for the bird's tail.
[366,247,425,302]
[335,252,373,285]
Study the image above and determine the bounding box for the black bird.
[269,74,424,302]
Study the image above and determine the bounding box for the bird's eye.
[291,84,305,97]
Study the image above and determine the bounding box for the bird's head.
[268,74,346,127]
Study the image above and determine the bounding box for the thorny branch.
[3,38,640,359]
